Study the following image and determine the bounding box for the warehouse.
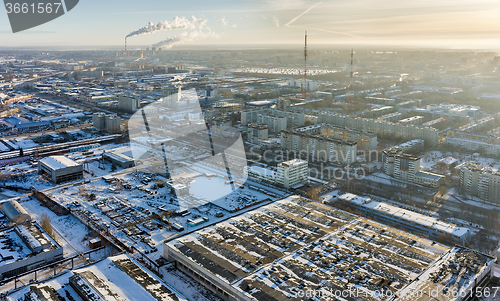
[337,193,470,244]
[164,196,493,301]
[0,222,63,280]
[10,254,187,301]
[38,155,83,184]
[0,200,31,225]
[103,148,135,169]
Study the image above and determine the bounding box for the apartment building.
[459,162,500,202]
[276,159,308,188]
[394,153,421,182]
[246,123,268,145]
[244,159,308,189]
[241,109,304,133]
[281,128,357,164]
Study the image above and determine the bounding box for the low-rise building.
[437,156,458,170]
[338,193,471,244]
[0,222,63,280]
[164,195,492,301]
[413,171,445,188]
[38,155,83,184]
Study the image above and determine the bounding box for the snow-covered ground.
[420,150,500,170]
[19,196,92,256]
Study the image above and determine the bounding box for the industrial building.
[337,193,472,244]
[38,155,83,184]
[0,222,63,280]
[17,254,187,301]
[0,200,31,225]
[164,195,492,301]
[103,147,135,169]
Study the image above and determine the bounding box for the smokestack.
[125,37,127,52]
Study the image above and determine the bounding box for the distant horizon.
[2,0,500,50]
[1,41,500,53]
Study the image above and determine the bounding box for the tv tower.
[348,48,354,103]
[303,30,308,100]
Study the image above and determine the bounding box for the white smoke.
[272,16,279,27]
[152,31,218,49]
[126,16,207,38]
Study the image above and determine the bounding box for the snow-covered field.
[19,196,92,256]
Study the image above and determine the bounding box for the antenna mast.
[348,48,354,103]
[303,30,308,100]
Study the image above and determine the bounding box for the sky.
[1,0,500,49]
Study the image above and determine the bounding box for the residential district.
[0,48,500,301]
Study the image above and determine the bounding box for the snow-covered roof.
[438,156,458,165]
[397,247,494,301]
[339,193,470,239]
[166,195,454,300]
[39,155,80,170]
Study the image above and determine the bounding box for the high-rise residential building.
[459,161,483,195]
[394,153,421,182]
[276,159,308,188]
[118,96,140,113]
[241,109,305,133]
[247,123,268,145]
[460,162,500,202]
[92,113,121,134]
[477,167,500,202]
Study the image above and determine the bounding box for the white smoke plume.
[126,16,207,38]
[272,16,279,27]
[152,31,218,49]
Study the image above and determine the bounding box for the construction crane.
[348,48,355,104]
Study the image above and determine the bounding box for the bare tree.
[41,213,56,239]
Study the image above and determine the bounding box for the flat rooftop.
[39,155,81,170]
[6,254,187,301]
[397,247,494,301]
[166,196,460,300]
[339,193,469,239]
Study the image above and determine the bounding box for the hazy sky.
[1,0,500,49]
